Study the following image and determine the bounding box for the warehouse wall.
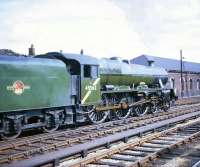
[169,72,200,97]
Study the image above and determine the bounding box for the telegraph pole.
[180,49,183,97]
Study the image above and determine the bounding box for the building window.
[197,79,200,90]
[148,60,154,67]
[170,78,175,88]
[189,79,193,90]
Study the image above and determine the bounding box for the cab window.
[84,65,91,78]
[84,65,98,78]
[91,66,98,78]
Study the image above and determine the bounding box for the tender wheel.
[134,104,149,116]
[87,95,110,124]
[43,112,60,133]
[113,96,131,119]
[1,118,22,140]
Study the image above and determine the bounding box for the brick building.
[131,55,200,97]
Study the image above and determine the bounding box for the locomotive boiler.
[100,57,168,88]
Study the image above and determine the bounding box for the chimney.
[80,49,83,55]
[28,44,35,56]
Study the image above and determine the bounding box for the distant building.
[131,55,200,97]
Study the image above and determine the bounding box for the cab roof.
[41,52,99,66]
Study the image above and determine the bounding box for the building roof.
[131,55,200,73]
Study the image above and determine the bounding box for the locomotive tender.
[0,52,176,139]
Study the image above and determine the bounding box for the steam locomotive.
[0,52,176,139]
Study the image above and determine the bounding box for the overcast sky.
[0,0,200,62]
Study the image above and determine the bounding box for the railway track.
[63,116,200,167]
[0,103,192,144]
[3,103,200,167]
[0,96,198,142]
[175,96,200,106]
[0,97,197,143]
[148,136,200,167]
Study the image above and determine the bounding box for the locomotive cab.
[81,64,101,105]
[39,52,101,106]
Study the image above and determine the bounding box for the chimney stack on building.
[28,44,35,56]
[80,49,84,55]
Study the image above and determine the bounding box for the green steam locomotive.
[0,52,176,139]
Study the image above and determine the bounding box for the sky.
[0,0,200,62]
